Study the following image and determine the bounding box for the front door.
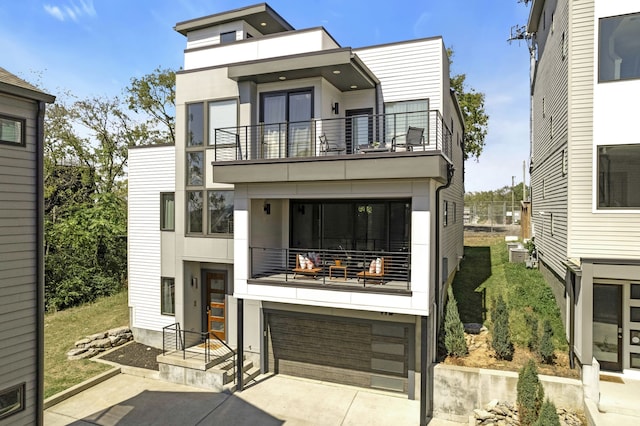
[206,272,226,341]
[593,284,623,371]
[346,109,373,154]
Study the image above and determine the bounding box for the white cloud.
[413,12,431,38]
[43,0,96,22]
[44,5,65,21]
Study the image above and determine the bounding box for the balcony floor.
[248,273,411,295]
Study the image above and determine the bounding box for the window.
[0,383,25,420]
[550,115,553,140]
[161,278,175,315]
[632,307,640,323]
[0,115,25,146]
[453,202,457,224]
[220,31,236,44]
[632,284,640,299]
[187,103,204,146]
[209,99,238,147]
[599,12,640,82]
[550,213,554,236]
[598,144,640,208]
[187,190,203,233]
[443,201,449,227]
[384,99,429,143]
[187,152,204,186]
[561,31,567,60]
[160,193,175,231]
[561,150,567,176]
[542,97,545,118]
[208,191,234,234]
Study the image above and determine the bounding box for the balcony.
[249,247,411,295]
[213,110,452,164]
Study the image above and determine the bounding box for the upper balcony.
[209,110,453,185]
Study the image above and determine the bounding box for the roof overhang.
[175,3,294,36]
[0,68,55,103]
[227,48,379,91]
[527,0,546,33]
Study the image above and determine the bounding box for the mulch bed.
[99,341,163,371]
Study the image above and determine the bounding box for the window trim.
[596,144,640,210]
[161,277,175,316]
[160,192,175,231]
[0,382,25,420]
[0,114,26,147]
[207,190,234,235]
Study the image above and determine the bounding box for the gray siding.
[0,94,38,426]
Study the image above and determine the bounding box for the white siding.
[355,38,445,110]
[128,145,176,332]
[0,93,38,426]
[566,0,640,259]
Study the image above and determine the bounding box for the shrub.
[525,311,539,353]
[535,399,560,426]
[517,359,545,426]
[539,319,555,364]
[444,287,468,357]
[491,295,514,360]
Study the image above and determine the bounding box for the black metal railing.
[162,323,237,383]
[213,110,452,162]
[249,247,411,291]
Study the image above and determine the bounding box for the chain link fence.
[464,202,521,227]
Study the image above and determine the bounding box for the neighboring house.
[527,0,640,390]
[128,3,464,422]
[0,68,54,425]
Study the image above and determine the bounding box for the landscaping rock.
[68,348,100,360]
[472,401,581,426]
[87,332,106,341]
[108,326,130,336]
[91,337,112,348]
[67,347,88,357]
[74,338,91,347]
[67,325,133,360]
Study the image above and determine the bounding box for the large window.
[290,200,411,252]
[160,192,175,231]
[161,277,175,315]
[599,12,640,82]
[384,99,429,144]
[208,191,234,234]
[0,383,24,420]
[0,115,25,146]
[598,144,640,208]
[187,190,203,233]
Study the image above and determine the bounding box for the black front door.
[593,284,623,371]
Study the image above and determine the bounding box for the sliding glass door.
[261,89,313,158]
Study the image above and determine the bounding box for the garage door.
[266,311,412,393]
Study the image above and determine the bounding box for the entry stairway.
[585,376,640,426]
[156,346,260,392]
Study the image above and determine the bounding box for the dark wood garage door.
[266,311,412,393]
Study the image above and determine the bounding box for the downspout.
[36,100,46,426]
[421,161,455,425]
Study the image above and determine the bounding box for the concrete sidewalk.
[44,373,464,425]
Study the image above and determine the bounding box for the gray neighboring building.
[527,0,640,394]
[0,68,54,425]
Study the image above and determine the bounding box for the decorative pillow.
[375,258,382,274]
[307,259,315,269]
[298,254,306,269]
[369,260,376,273]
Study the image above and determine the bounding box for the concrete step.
[223,366,261,393]
[212,359,254,384]
[598,378,640,419]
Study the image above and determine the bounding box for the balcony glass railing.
[213,110,452,162]
[249,247,411,293]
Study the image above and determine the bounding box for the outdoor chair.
[392,126,425,151]
[319,134,346,155]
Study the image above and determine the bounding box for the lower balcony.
[249,247,411,294]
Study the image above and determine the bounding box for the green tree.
[448,49,489,162]
[444,287,468,357]
[491,295,514,360]
[535,399,561,426]
[517,359,545,426]
[126,67,176,145]
[539,319,555,364]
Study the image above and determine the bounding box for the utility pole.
[512,176,515,225]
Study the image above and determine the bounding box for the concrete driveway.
[44,373,464,425]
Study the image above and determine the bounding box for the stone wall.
[433,364,584,423]
[67,326,133,360]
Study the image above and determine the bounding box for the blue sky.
[3,0,532,192]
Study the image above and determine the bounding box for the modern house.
[0,68,54,425]
[128,3,464,422]
[527,0,640,390]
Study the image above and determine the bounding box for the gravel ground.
[99,341,162,370]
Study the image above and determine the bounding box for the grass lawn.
[453,233,567,351]
[44,290,129,398]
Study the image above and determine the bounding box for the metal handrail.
[213,110,452,162]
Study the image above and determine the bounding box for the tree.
[491,295,514,360]
[126,67,176,145]
[517,359,545,426]
[535,399,560,426]
[444,286,468,357]
[539,319,555,364]
[448,49,489,162]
